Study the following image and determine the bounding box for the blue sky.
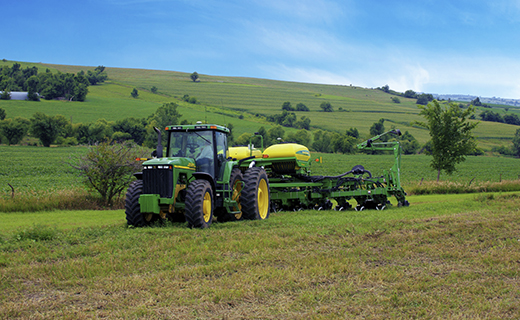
[3,0,520,98]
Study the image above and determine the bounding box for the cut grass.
[0,193,519,318]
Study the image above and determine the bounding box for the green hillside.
[1,60,518,150]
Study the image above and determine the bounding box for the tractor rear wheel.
[185,180,214,228]
[242,167,270,220]
[125,180,155,227]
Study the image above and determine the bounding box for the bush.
[69,140,149,206]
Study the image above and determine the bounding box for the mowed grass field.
[1,193,519,318]
[1,60,519,148]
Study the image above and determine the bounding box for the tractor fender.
[192,172,216,192]
[133,172,143,180]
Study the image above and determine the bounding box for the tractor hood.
[141,157,196,170]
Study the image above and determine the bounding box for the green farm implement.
[125,123,408,228]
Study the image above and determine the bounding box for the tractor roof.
[165,123,230,134]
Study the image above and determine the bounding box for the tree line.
[0,102,184,147]
[0,63,107,101]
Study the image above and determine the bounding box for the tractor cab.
[166,123,229,179]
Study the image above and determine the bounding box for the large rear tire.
[185,180,214,228]
[125,180,154,227]
[242,167,270,220]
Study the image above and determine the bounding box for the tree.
[112,117,147,145]
[400,130,420,155]
[312,130,333,152]
[294,116,311,130]
[30,113,70,147]
[144,102,183,148]
[0,89,10,100]
[295,103,309,111]
[266,126,285,146]
[286,129,311,146]
[190,72,199,82]
[391,97,400,103]
[1,117,30,145]
[415,100,478,181]
[69,140,148,206]
[404,90,417,98]
[320,101,334,112]
[416,93,434,105]
[513,128,520,158]
[151,86,158,93]
[131,88,139,98]
[281,101,294,111]
[346,127,359,139]
[370,118,386,139]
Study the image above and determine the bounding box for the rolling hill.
[1,60,518,150]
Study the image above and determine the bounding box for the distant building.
[0,91,39,100]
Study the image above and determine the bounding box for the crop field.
[1,146,519,200]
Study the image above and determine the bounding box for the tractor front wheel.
[125,180,155,227]
[219,168,244,222]
[185,180,214,228]
[242,167,270,220]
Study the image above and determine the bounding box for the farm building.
[0,91,39,100]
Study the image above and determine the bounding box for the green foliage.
[312,130,333,152]
[190,72,199,82]
[391,97,400,103]
[85,66,108,85]
[112,117,147,145]
[404,89,417,98]
[281,101,294,111]
[76,119,113,144]
[29,112,70,147]
[144,102,183,148]
[416,100,478,181]
[131,88,139,98]
[513,128,520,158]
[416,93,434,105]
[346,127,359,139]
[0,107,5,120]
[0,89,10,100]
[319,101,333,112]
[369,118,386,142]
[266,126,285,146]
[0,63,91,101]
[295,103,309,111]
[0,117,30,145]
[286,129,311,146]
[151,86,158,93]
[69,140,148,206]
[400,130,420,155]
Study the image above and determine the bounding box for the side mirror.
[154,127,163,158]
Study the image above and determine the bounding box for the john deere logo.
[296,150,310,156]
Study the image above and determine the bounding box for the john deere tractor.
[125,123,270,228]
[125,123,408,229]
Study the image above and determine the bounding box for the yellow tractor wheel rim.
[258,179,268,219]
[203,191,212,223]
[232,181,242,219]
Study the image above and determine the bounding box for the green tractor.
[125,123,270,228]
[125,122,408,229]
